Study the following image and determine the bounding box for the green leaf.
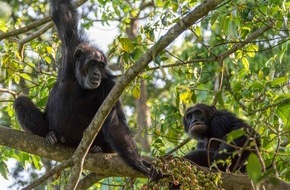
[119,37,134,53]
[132,84,140,99]
[46,46,52,54]
[226,129,245,143]
[44,56,52,64]
[195,26,201,37]
[269,77,288,87]
[0,161,9,180]
[247,44,258,57]
[276,103,290,129]
[132,48,144,61]
[250,81,264,92]
[191,92,196,104]
[241,57,249,71]
[31,156,42,170]
[246,153,262,184]
[20,73,31,81]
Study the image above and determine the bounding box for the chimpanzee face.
[74,47,107,89]
[183,104,216,140]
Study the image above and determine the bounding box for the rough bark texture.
[0,126,143,177]
[1,126,290,190]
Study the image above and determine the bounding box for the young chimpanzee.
[14,0,151,175]
[183,104,260,172]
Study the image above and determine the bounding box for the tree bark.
[0,126,290,190]
[135,80,151,152]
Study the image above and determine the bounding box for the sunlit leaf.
[20,73,31,81]
[31,156,42,170]
[46,46,52,54]
[227,129,245,143]
[44,56,52,64]
[132,85,140,99]
[247,44,258,57]
[269,77,288,87]
[241,57,249,71]
[180,90,192,104]
[119,37,134,53]
[258,70,263,80]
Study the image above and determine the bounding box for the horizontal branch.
[218,23,273,60]
[0,17,51,41]
[0,0,88,41]
[1,126,290,190]
[0,126,144,178]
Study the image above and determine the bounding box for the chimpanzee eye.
[193,109,202,116]
[89,60,97,66]
[98,62,105,70]
[88,60,105,70]
[186,112,194,121]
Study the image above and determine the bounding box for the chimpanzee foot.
[90,145,102,153]
[46,131,58,145]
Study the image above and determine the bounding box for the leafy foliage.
[0,0,290,189]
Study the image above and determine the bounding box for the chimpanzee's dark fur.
[14,0,150,175]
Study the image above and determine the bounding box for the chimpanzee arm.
[184,150,213,168]
[50,0,80,49]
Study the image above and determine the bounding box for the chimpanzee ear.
[74,49,83,60]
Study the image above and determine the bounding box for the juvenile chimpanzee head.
[74,43,107,89]
[183,104,216,140]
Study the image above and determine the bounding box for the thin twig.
[248,98,290,115]
[18,22,54,59]
[218,23,273,59]
[0,88,17,98]
[0,17,51,41]
[22,160,73,190]
[166,137,191,155]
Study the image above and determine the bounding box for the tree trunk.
[136,80,151,152]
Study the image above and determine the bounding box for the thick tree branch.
[1,126,290,190]
[0,126,144,178]
[66,1,225,189]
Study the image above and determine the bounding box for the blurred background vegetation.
[0,0,289,189]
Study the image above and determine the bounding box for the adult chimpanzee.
[14,0,150,175]
[183,104,260,172]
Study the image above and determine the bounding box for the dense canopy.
[0,0,289,189]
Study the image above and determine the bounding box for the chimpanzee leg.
[103,109,150,175]
[14,96,49,137]
[184,150,213,167]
